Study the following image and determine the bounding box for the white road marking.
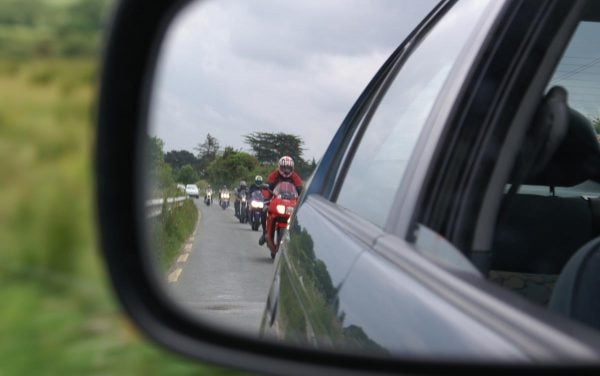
[168,268,183,283]
[184,243,192,252]
[177,253,189,263]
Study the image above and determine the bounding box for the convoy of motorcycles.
[193,181,299,259]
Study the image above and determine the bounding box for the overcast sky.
[148,0,438,160]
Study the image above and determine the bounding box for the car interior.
[487,3,600,333]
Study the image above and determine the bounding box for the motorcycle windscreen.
[273,182,298,200]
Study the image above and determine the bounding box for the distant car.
[185,184,199,198]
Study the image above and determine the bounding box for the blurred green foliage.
[0,0,108,58]
[0,1,245,374]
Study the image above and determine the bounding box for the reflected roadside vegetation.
[275,221,387,354]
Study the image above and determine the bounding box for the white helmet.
[278,156,294,178]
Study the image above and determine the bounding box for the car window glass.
[414,225,481,276]
[490,17,600,314]
[515,20,600,200]
[336,0,489,228]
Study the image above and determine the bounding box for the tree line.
[148,132,317,196]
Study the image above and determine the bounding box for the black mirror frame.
[94,0,599,375]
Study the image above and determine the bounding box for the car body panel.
[262,195,375,347]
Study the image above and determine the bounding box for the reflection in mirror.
[144,0,436,339]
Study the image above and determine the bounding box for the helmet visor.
[281,166,293,175]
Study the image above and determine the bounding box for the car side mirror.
[96,0,575,374]
[97,0,446,374]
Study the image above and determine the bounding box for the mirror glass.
[145,0,436,339]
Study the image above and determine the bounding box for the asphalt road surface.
[166,198,275,337]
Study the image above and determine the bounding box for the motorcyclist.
[234,180,248,218]
[248,175,268,196]
[219,185,229,206]
[259,156,303,245]
[267,156,303,193]
[248,175,270,232]
[204,184,213,204]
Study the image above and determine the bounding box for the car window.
[335,0,489,228]
[490,15,600,318]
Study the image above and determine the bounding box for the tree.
[165,150,198,171]
[195,133,220,161]
[148,136,165,168]
[207,151,259,188]
[194,133,221,178]
[296,157,318,180]
[147,136,175,194]
[243,132,305,165]
[176,164,198,185]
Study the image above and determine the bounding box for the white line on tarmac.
[168,268,182,283]
[177,253,189,263]
[184,243,192,252]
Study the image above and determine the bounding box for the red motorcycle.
[264,181,298,259]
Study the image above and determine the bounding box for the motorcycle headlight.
[223,193,229,199]
[251,201,264,209]
[276,205,286,215]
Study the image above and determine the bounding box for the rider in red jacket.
[259,156,303,245]
[266,156,303,193]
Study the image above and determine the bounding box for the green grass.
[0,58,242,375]
[152,199,199,271]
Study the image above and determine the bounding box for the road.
[166,198,275,337]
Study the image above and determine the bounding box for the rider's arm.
[292,173,303,194]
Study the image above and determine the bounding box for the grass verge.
[151,199,199,272]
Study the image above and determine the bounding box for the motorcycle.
[219,191,230,210]
[263,182,298,259]
[238,191,248,223]
[204,189,213,206]
[248,190,265,231]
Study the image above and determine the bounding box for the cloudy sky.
[148,0,438,160]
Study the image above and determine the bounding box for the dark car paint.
[261,195,373,348]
